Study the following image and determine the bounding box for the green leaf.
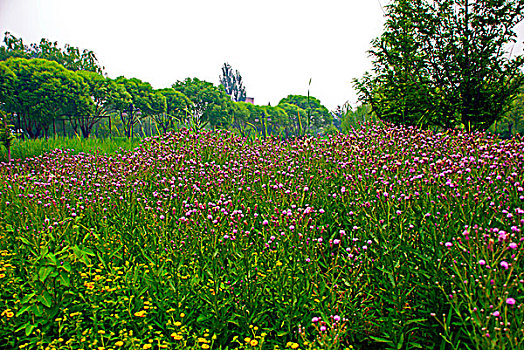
[31,304,43,317]
[369,335,392,344]
[25,323,36,336]
[45,253,58,266]
[38,291,53,307]
[58,271,71,287]
[16,305,32,317]
[19,236,31,245]
[38,266,54,282]
[197,314,211,322]
[61,262,72,273]
[397,333,404,349]
[40,245,49,257]
[20,293,36,305]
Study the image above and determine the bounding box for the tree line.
[0,33,334,140]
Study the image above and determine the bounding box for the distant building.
[245,97,254,104]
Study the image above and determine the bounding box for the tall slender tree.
[219,62,247,102]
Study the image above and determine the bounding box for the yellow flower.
[171,333,183,340]
[115,341,124,347]
[180,312,185,318]
[250,339,259,347]
[291,343,299,349]
[174,321,182,327]
[1,309,14,318]
[276,261,282,267]
[197,337,208,343]
[201,345,210,349]
[244,337,251,343]
[143,344,152,349]
[134,310,146,317]
[0,274,5,278]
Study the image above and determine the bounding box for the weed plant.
[0,124,522,349]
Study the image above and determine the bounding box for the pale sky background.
[1,0,523,111]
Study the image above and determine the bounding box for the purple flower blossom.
[506,298,516,305]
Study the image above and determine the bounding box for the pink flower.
[506,298,516,305]
[492,311,500,317]
[509,242,517,250]
[478,259,486,266]
[500,261,509,270]
[445,242,452,248]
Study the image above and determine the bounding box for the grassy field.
[0,136,143,163]
[0,125,523,349]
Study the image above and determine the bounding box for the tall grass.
[0,136,143,162]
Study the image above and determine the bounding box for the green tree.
[278,102,307,136]
[114,77,166,138]
[219,62,247,102]
[156,88,193,133]
[354,0,524,131]
[0,32,104,74]
[0,62,16,162]
[340,103,378,133]
[2,58,90,138]
[493,84,524,137]
[72,72,131,138]
[172,78,233,129]
[0,60,15,108]
[263,105,290,136]
[278,95,332,133]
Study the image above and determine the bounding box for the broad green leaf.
[58,271,71,287]
[41,291,53,308]
[38,266,54,282]
[25,323,36,336]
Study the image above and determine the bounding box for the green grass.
[0,136,143,162]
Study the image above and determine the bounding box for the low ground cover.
[0,125,522,349]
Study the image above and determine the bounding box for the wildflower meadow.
[0,124,523,349]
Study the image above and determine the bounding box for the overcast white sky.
[1,0,523,111]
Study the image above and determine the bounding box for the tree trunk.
[81,125,90,138]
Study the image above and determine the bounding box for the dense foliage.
[354,0,524,131]
[0,126,523,349]
[0,32,104,74]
